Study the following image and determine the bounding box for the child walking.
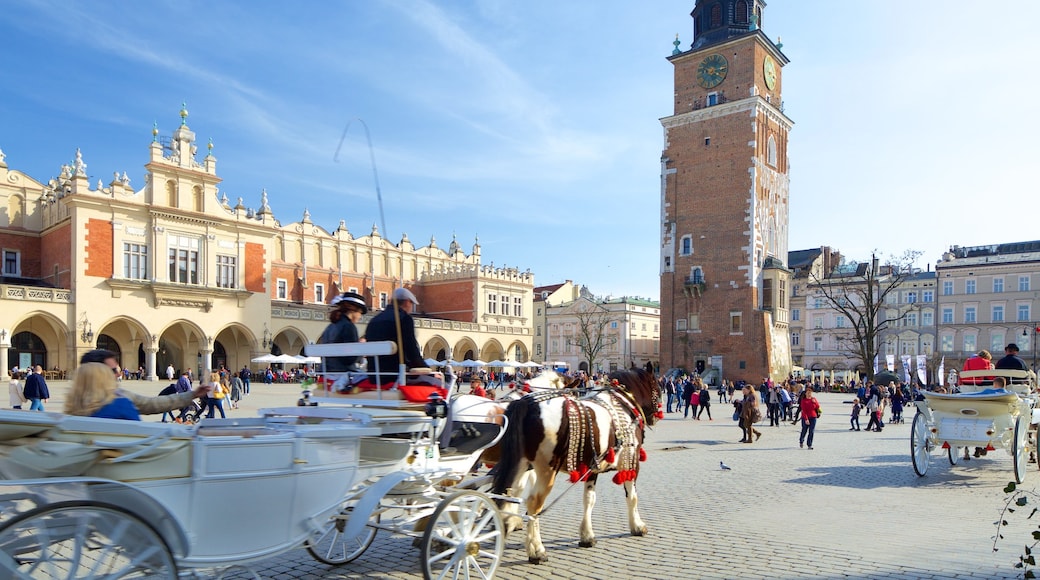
[849,398,861,431]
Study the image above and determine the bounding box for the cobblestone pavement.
[49,382,1037,578]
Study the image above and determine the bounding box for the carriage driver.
[80,349,211,415]
[364,288,427,384]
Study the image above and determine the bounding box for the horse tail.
[491,395,533,497]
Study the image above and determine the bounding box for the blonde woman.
[65,362,140,420]
[203,371,227,419]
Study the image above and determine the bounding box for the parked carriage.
[911,369,1040,483]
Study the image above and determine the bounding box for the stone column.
[0,338,9,382]
[201,347,214,380]
[145,346,158,381]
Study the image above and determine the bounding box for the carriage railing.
[957,369,1036,396]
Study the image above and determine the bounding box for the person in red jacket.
[960,350,994,387]
[799,386,822,449]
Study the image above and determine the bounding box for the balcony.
[683,275,706,297]
[2,283,71,303]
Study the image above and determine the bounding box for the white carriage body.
[0,408,379,568]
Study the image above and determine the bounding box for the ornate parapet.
[1,285,72,303]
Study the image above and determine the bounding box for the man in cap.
[364,287,426,384]
[995,343,1029,371]
[319,291,369,391]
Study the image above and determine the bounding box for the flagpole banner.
[938,356,945,387]
[901,355,912,383]
[873,355,879,375]
[886,354,895,372]
[916,354,927,384]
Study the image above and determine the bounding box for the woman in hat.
[319,291,369,390]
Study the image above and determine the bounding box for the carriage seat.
[442,421,502,457]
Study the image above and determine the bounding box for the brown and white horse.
[490,369,662,563]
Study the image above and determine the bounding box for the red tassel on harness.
[605,448,616,464]
[654,410,664,420]
[639,448,647,462]
[570,470,581,483]
[612,472,623,485]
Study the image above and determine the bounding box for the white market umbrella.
[272,354,300,364]
[458,360,487,368]
[251,354,277,363]
[298,355,322,364]
[424,358,443,367]
[485,360,510,367]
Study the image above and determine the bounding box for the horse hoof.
[528,555,548,564]
[632,527,648,537]
[579,539,597,548]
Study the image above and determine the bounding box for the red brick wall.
[0,232,42,278]
[421,280,476,322]
[244,242,266,293]
[41,223,71,288]
[84,219,112,278]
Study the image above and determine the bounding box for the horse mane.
[607,369,661,427]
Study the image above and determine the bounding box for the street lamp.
[79,318,94,344]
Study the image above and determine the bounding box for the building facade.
[542,291,661,373]
[660,0,793,382]
[0,111,533,381]
[936,241,1040,373]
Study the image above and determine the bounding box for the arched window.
[691,266,704,284]
[710,4,722,27]
[767,134,778,167]
[735,1,749,24]
[680,235,693,256]
[166,181,177,207]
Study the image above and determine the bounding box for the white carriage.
[0,406,378,578]
[0,341,511,579]
[911,369,1040,483]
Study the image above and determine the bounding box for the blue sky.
[2,1,1037,300]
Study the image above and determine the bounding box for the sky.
[2,1,1038,301]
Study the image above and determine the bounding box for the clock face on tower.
[763,55,777,90]
[697,54,729,89]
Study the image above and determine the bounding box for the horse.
[496,370,574,402]
[490,369,662,563]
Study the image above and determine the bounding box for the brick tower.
[659,0,793,383]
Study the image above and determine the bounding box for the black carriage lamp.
[262,324,272,349]
[80,318,94,343]
[424,392,448,420]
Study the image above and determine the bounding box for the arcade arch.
[453,337,479,362]
[422,335,451,362]
[6,311,71,372]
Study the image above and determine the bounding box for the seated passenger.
[960,349,994,387]
[319,291,368,391]
[64,362,141,421]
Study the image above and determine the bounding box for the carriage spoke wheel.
[306,505,379,565]
[911,412,931,477]
[0,501,176,579]
[420,490,503,580]
[1013,414,1029,484]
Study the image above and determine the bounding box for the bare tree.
[809,250,922,380]
[566,301,618,372]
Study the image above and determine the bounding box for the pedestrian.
[849,397,862,431]
[779,383,793,421]
[739,385,762,443]
[665,378,677,413]
[718,380,728,403]
[239,366,251,395]
[767,384,782,426]
[230,375,244,409]
[8,370,25,409]
[697,379,712,420]
[799,386,822,449]
[166,363,175,381]
[22,365,50,411]
[890,386,906,424]
[685,379,699,419]
[865,385,883,432]
[203,372,227,419]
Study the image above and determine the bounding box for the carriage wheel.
[948,445,962,466]
[306,506,379,565]
[420,490,503,580]
[1013,414,1029,484]
[0,501,176,579]
[911,412,931,477]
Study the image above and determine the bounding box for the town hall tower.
[659,0,793,382]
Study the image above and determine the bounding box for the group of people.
[661,375,714,420]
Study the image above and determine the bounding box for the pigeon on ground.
[720,461,731,470]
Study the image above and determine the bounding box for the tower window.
[680,235,693,256]
[735,0,749,24]
[710,3,722,27]
[707,92,719,106]
[704,137,710,146]
[767,135,777,167]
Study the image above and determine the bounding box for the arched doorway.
[213,341,228,372]
[9,331,46,370]
[97,334,122,361]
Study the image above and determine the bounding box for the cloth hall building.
[0,110,533,382]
